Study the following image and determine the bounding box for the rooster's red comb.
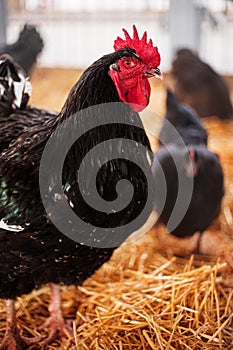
[114,25,161,68]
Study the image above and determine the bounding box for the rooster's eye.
[124,59,136,68]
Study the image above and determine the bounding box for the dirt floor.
[0,68,233,349]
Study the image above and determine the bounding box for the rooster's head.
[109,25,161,112]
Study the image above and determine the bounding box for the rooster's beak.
[146,67,163,80]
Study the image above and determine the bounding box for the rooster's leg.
[0,299,44,350]
[39,283,73,345]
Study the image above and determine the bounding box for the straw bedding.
[0,69,232,349]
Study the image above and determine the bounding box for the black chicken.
[172,48,233,119]
[153,88,224,239]
[159,89,208,147]
[0,24,44,74]
[152,145,224,238]
[0,26,161,348]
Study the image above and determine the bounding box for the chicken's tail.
[0,54,31,117]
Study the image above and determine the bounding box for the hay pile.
[0,236,232,349]
[0,69,233,349]
[75,242,233,350]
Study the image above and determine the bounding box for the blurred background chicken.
[171,48,233,120]
[152,145,224,240]
[159,89,208,147]
[0,24,44,74]
[152,90,224,243]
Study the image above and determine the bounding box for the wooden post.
[170,0,202,55]
[0,0,7,48]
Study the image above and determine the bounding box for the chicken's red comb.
[114,25,161,68]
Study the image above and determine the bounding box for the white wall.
[8,0,233,74]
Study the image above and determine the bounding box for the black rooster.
[159,89,208,147]
[152,145,224,238]
[0,24,44,74]
[172,48,233,119]
[0,26,161,348]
